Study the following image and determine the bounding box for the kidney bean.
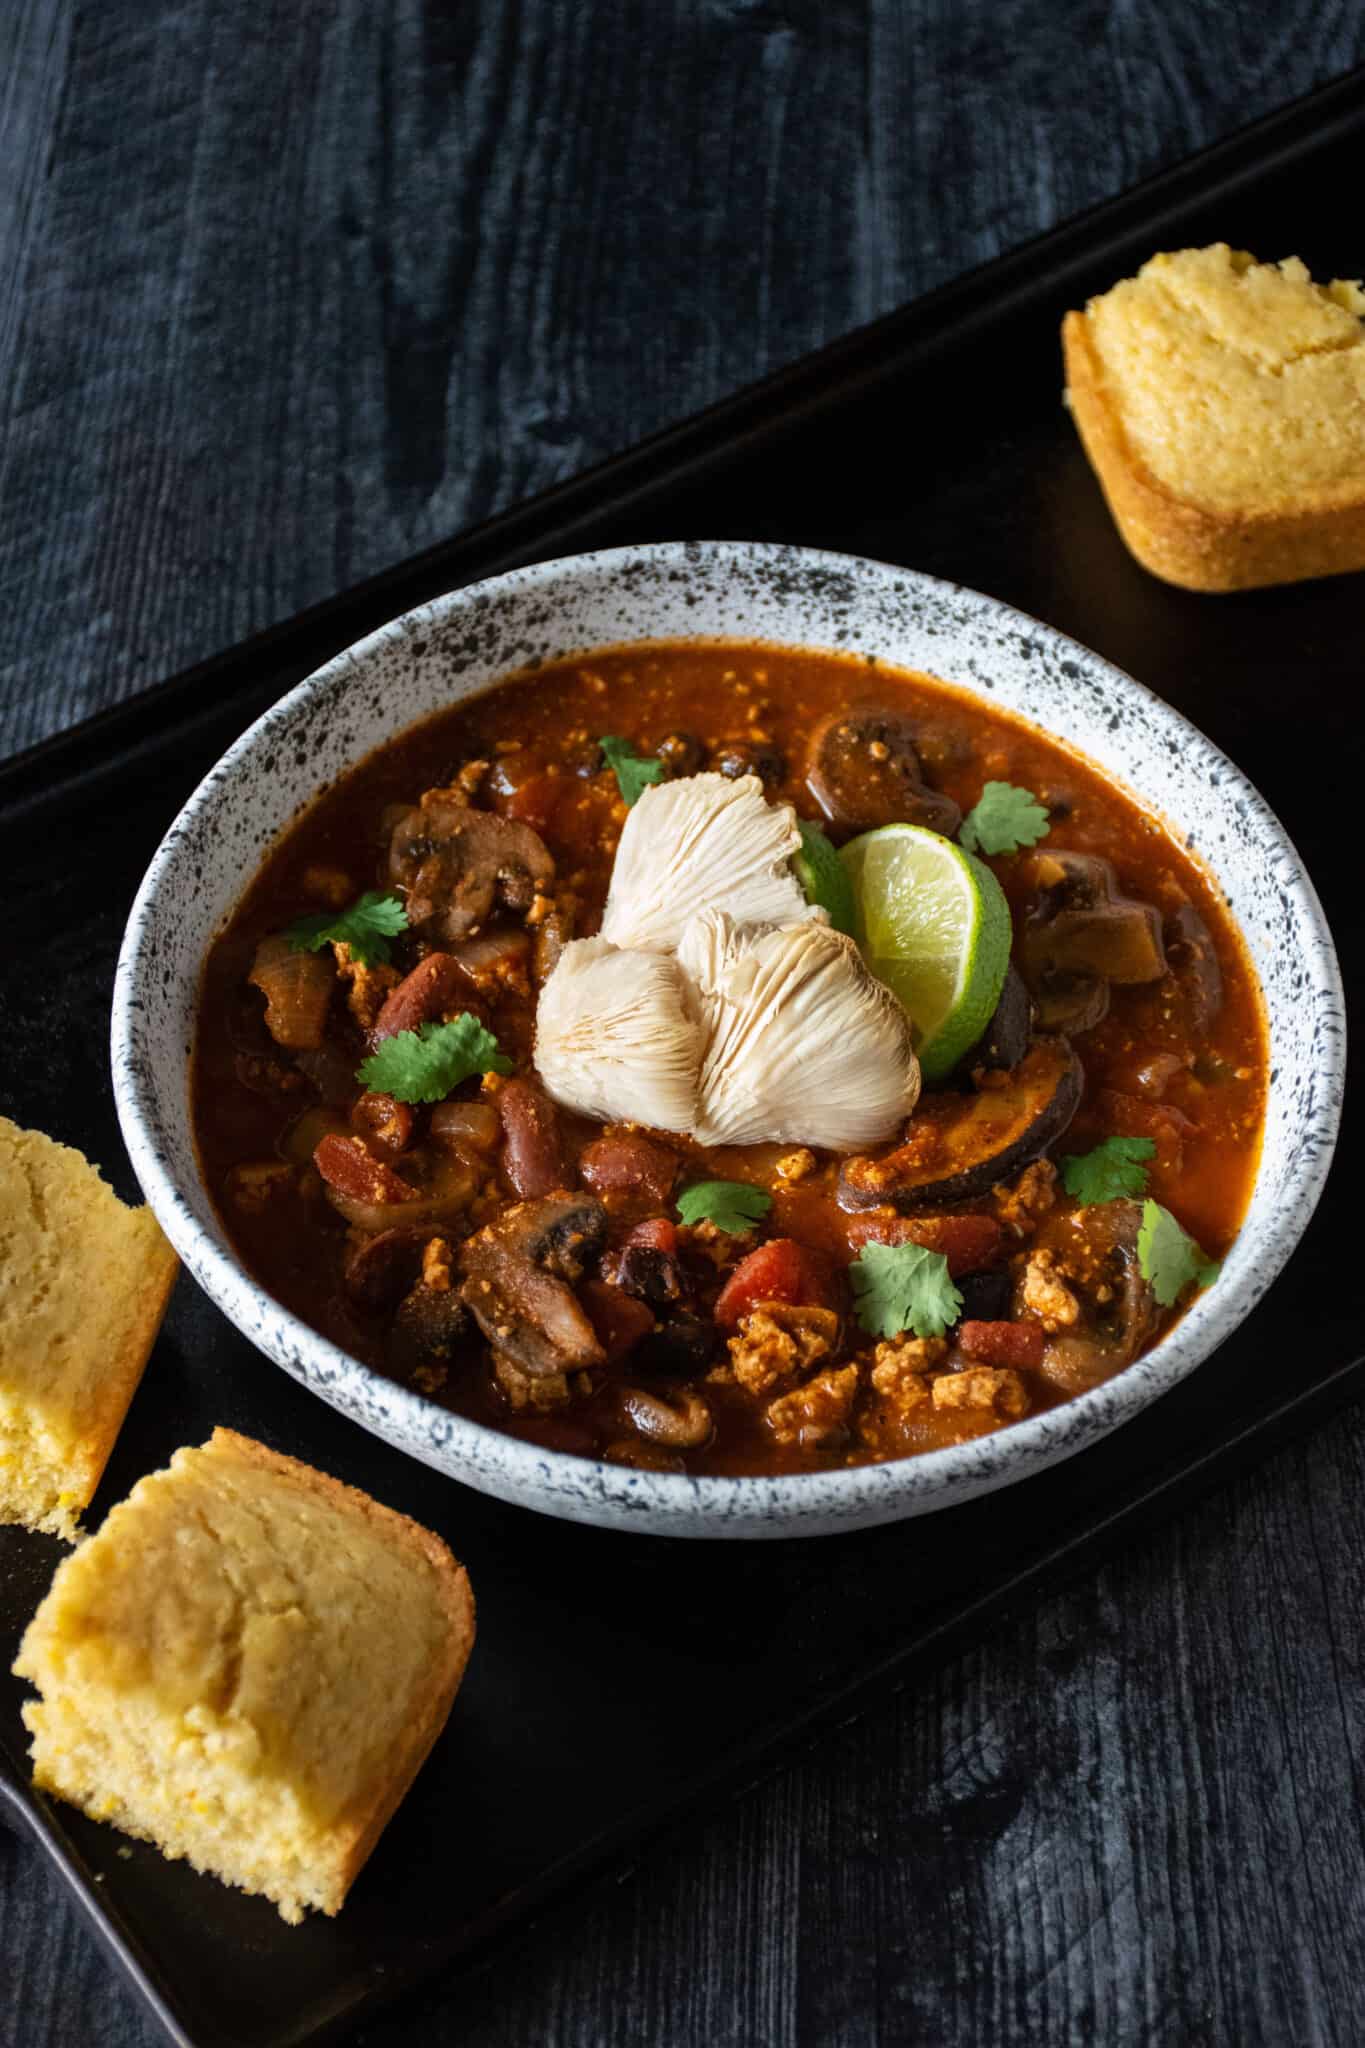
[498,1078,569,1198]
[372,953,468,1042]
[958,1319,1045,1370]
[579,1132,681,1205]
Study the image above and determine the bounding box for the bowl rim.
[112,538,1346,1531]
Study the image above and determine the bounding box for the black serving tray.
[1,67,1361,2048]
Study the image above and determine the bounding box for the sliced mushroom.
[972,965,1033,1072]
[619,1385,714,1450]
[247,935,335,1050]
[389,789,555,942]
[655,730,704,778]
[838,1036,1081,1210]
[343,1226,430,1312]
[1015,1200,1157,1396]
[599,772,815,955]
[392,1279,474,1368]
[805,707,961,840]
[710,737,786,787]
[679,911,920,1150]
[459,1193,608,1376]
[1019,852,1165,1034]
[534,937,701,1131]
[497,1077,570,1199]
[1164,900,1223,1036]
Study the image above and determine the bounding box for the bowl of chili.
[111,541,1344,1537]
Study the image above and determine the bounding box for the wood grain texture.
[3,5,1365,2046]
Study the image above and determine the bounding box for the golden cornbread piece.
[1063,244,1365,591]
[13,1429,476,1923]
[0,1116,178,1538]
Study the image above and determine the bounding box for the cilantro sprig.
[1137,1200,1220,1307]
[599,735,665,808]
[676,1180,773,1235]
[357,1015,513,1105]
[850,1240,963,1340]
[960,781,1050,858]
[286,890,409,968]
[1061,1136,1156,1207]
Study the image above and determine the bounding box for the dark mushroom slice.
[392,1278,475,1371]
[388,790,555,943]
[247,935,336,1051]
[459,1193,608,1376]
[1164,900,1224,1036]
[1019,850,1165,1018]
[709,737,786,788]
[342,1226,430,1312]
[619,1385,714,1450]
[633,1312,718,1376]
[805,706,961,840]
[837,1037,1083,1212]
[655,730,705,778]
[1014,1200,1158,1396]
[970,965,1033,1072]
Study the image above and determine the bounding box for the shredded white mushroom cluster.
[534,774,921,1151]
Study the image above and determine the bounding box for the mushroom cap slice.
[600,772,818,955]
[679,911,921,1151]
[534,937,701,1133]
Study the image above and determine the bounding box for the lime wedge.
[793,818,857,935]
[840,824,1011,1081]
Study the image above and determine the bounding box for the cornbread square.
[0,1116,178,1538]
[13,1429,476,1922]
[1063,244,1365,591]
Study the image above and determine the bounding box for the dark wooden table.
[4,6,1364,2044]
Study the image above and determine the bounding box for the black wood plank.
[4,10,1365,2048]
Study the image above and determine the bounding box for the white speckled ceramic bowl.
[112,541,1344,1538]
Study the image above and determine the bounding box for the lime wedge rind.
[840,824,1011,1081]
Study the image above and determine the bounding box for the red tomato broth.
[192,639,1267,1478]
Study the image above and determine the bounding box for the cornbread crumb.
[13,1430,475,1923]
[0,1117,178,1539]
[1064,244,1365,591]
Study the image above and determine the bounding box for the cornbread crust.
[14,1429,476,1921]
[0,1116,178,1538]
[1063,246,1365,592]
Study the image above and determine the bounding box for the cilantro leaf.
[356,1015,513,1105]
[285,890,409,968]
[849,1240,963,1340]
[1136,1199,1221,1308]
[599,735,665,808]
[676,1180,773,1235]
[1061,1136,1156,1206]
[960,781,1050,858]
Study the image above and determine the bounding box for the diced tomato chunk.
[623,1217,679,1256]
[582,1279,656,1361]
[843,1211,1003,1277]
[501,771,564,837]
[313,1133,419,1206]
[713,1238,838,1329]
[958,1319,1045,1369]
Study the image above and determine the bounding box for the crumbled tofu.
[766,1364,860,1447]
[332,942,400,1033]
[994,1159,1058,1235]
[931,1367,1029,1420]
[492,1352,571,1412]
[869,1334,947,1406]
[774,1148,816,1184]
[1019,1248,1080,1329]
[422,1238,453,1292]
[728,1304,839,1397]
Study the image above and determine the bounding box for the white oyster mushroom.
[678,910,921,1150]
[600,772,818,954]
[534,937,701,1132]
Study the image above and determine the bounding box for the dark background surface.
[3,5,1365,2045]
